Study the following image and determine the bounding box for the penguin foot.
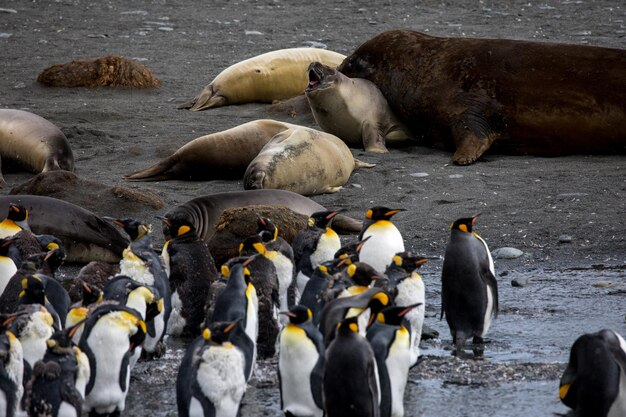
[140,341,167,360]
[472,336,492,345]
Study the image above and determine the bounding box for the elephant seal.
[338,30,626,164]
[179,48,346,111]
[164,189,362,242]
[243,126,375,195]
[0,109,74,186]
[0,195,129,263]
[125,119,298,181]
[305,61,412,153]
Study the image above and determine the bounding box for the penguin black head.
[202,319,240,344]
[365,206,406,221]
[336,315,361,335]
[346,262,388,287]
[334,236,372,262]
[107,217,151,241]
[372,303,422,327]
[157,215,196,239]
[80,280,104,306]
[0,236,17,256]
[221,256,255,283]
[450,213,481,233]
[308,209,344,230]
[280,305,313,325]
[20,274,47,304]
[367,290,392,317]
[46,323,82,354]
[256,214,278,242]
[391,252,429,271]
[6,203,29,222]
[3,304,53,337]
[239,235,267,256]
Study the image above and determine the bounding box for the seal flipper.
[0,157,6,188]
[450,93,504,165]
[178,84,228,111]
[361,121,389,153]
[124,155,181,181]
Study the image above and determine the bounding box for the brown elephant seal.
[37,55,160,88]
[244,126,375,195]
[163,189,362,242]
[0,109,74,186]
[305,61,412,153]
[338,30,626,164]
[0,195,129,263]
[179,48,346,111]
[124,119,298,181]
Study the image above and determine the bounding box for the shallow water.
[121,266,625,417]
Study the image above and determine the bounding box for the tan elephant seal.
[243,126,375,196]
[124,119,300,181]
[305,61,412,153]
[0,109,74,186]
[179,48,346,111]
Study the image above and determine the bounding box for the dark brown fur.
[338,30,626,164]
[37,55,161,88]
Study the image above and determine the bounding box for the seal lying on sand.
[244,126,375,195]
[125,120,298,181]
[37,55,160,88]
[338,30,626,164]
[0,195,129,263]
[179,48,346,111]
[305,61,412,153]
[164,190,362,242]
[0,109,74,186]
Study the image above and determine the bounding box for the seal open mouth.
[306,65,322,92]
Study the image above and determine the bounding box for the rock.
[302,41,328,49]
[448,174,463,178]
[492,247,524,259]
[511,277,532,287]
[558,234,573,243]
[592,281,616,288]
[410,172,429,178]
[421,324,440,340]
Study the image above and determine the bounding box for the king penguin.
[110,218,171,358]
[385,252,429,366]
[292,210,342,295]
[0,204,30,239]
[19,273,71,331]
[78,303,147,416]
[366,304,421,417]
[278,305,324,417]
[159,215,217,337]
[210,258,258,381]
[560,329,626,417]
[0,237,19,299]
[0,322,24,417]
[441,214,498,356]
[176,319,247,417]
[358,207,406,273]
[323,315,380,417]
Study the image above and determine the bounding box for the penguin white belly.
[481,285,495,337]
[84,316,135,413]
[387,328,411,417]
[161,243,171,277]
[119,256,155,286]
[272,254,294,322]
[6,337,23,407]
[309,233,340,269]
[0,256,17,297]
[166,290,186,337]
[20,337,48,369]
[473,233,494,276]
[188,396,204,417]
[296,270,310,296]
[75,349,90,399]
[196,345,246,417]
[57,401,78,417]
[245,286,259,378]
[395,275,425,365]
[360,224,404,272]
[0,390,6,417]
[279,327,322,417]
[143,312,165,353]
[608,370,626,417]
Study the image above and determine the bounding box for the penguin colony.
[0,200,620,417]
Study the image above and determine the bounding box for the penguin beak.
[471,213,482,226]
[385,208,406,217]
[224,318,242,334]
[355,235,372,252]
[256,213,266,225]
[81,281,92,293]
[399,303,422,317]
[279,311,297,318]
[326,208,345,220]
[155,215,171,227]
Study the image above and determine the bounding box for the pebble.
[558,234,573,243]
[245,30,263,35]
[351,183,362,188]
[410,172,429,178]
[302,40,327,49]
[13,82,25,89]
[492,247,523,259]
[0,8,17,13]
[557,192,588,198]
[158,27,174,32]
[448,174,463,178]
[511,277,532,287]
[0,32,12,38]
[592,281,615,288]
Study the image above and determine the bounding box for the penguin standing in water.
[358,207,406,273]
[323,315,380,417]
[158,215,217,337]
[292,210,343,295]
[0,203,30,238]
[79,303,147,417]
[210,258,258,381]
[23,325,90,417]
[176,319,247,417]
[367,304,421,417]
[110,218,170,358]
[278,305,324,417]
[441,214,498,356]
[0,322,24,417]
[560,329,626,417]
[385,253,429,366]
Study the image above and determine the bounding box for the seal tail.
[177,84,226,111]
[353,158,376,169]
[124,155,179,181]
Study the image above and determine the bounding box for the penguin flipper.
[310,355,325,409]
[481,268,499,317]
[60,374,83,415]
[601,330,626,373]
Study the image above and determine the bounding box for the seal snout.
[306,62,323,92]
